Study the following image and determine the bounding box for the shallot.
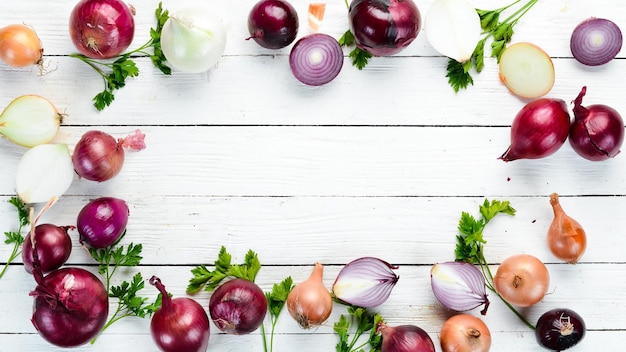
[287,262,332,329]
[548,193,587,264]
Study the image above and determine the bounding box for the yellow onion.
[0,95,62,147]
[287,262,332,329]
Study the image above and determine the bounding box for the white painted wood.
[1,0,624,351]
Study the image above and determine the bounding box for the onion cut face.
[289,33,343,86]
[571,17,622,66]
[499,42,555,99]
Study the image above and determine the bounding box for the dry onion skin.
[498,42,555,99]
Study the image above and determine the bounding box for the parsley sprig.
[338,30,373,70]
[261,276,294,352]
[0,197,30,279]
[71,2,171,110]
[446,0,539,92]
[454,199,535,330]
[334,306,383,352]
[187,246,261,293]
[88,241,161,343]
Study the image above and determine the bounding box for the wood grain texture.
[1,0,624,351]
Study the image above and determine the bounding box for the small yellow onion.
[16,144,74,204]
[0,95,62,147]
[0,24,43,67]
[160,6,227,73]
[287,262,332,329]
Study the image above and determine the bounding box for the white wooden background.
[1,0,625,351]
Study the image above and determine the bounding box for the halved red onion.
[332,257,399,308]
[289,33,343,86]
[570,17,623,66]
[430,262,489,315]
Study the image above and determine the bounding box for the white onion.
[0,95,62,147]
[16,144,74,204]
[160,6,227,73]
[424,0,481,63]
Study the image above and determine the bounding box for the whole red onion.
[150,276,210,352]
[499,98,571,161]
[569,86,624,161]
[349,0,422,56]
[31,267,109,347]
[77,197,129,248]
[378,323,436,352]
[247,0,299,49]
[69,0,135,59]
[209,278,268,334]
[72,129,145,182]
[22,224,73,274]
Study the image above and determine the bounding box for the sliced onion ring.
[571,17,623,66]
[289,33,343,86]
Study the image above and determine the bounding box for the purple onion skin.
[209,278,268,334]
[72,130,124,182]
[571,18,622,66]
[150,276,210,352]
[569,86,624,161]
[535,308,586,351]
[22,224,73,274]
[500,99,571,161]
[247,0,299,49]
[77,197,129,248]
[349,0,422,56]
[379,324,436,352]
[31,267,109,347]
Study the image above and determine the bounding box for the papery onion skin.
[161,7,227,73]
[493,254,549,307]
[247,0,299,49]
[150,276,210,352]
[0,95,62,148]
[69,0,135,59]
[22,224,73,274]
[16,143,75,204]
[31,267,109,347]
[569,86,624,161]
[0,24,43,67]
[209,278,268,335]
[430,262,489,314]
[378,323,436,352]
[287,262,333,329]
[332,257,399,308]
[571,17,622,66]
[349,0,422,56]
[548,193,587,264]
[289,33,343,86]
[77,197,129,248]
[440,314,491,352]
[535,308,586,351]
[499,98,571,162]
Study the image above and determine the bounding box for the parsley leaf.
[1,196,30,279]
[71,2,171,111]
[339,30,373,70]
[261,276,294,352]
[187,246,262,294]
[334,307,383,352]
[445,0,539,91]
[89,241,143,290]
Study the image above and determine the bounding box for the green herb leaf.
[1,196,30,280]
[339,29,372,70]
[446,59,474,93]
[334,306,383,352]
[476,9,500,31]
[267,276,294,318]
[338,30,355,47]
[150,2,171,75]
[8,197,29,228]
[187,246,262,294]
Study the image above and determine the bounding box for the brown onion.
[548,193,587,264]
[286,262,332,329]
[440,314,491,352]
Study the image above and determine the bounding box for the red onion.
[72,129,145,182]
[77,197,129,248]
[69,0,135,59]
[22,224,73,274]
[30,266,109,347]
[349,0,422,56]
[150,276,210,352]
[499,98,571,161]
[571,17,622,66]
[289,33,344,86]
[430,262,489,315]
[535,308,586,351]
[569,86,624,161]
[247,0,299,49]
[332,257,399,308]
[209,278,268,334]
[378,322,436,352]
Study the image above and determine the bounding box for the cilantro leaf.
[187,246,262,294]
[1,196,30,280]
